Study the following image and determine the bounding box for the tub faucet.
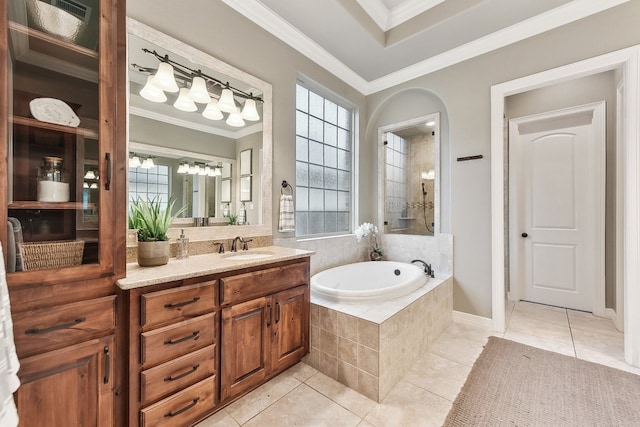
[231,236,244,252]
[411,259,435,278]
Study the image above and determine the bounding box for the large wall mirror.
[127,18,272,239]
[378,113,440,236]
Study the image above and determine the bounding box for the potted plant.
[128,196,187,266]
[355,222,383,261]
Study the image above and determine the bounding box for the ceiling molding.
[221,0,369,94]
[355,0,389,30]
[367,0,630,93]
[388,0,446,30]
[129,106,263,139]
[223,0,629,96]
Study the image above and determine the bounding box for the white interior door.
[509,103,605,312]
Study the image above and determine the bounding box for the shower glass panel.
[381,113,439,236]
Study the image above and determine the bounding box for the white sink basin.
[222,251,274,261]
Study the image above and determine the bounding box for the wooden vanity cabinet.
[121,257,310,426]
[220,260,309,402]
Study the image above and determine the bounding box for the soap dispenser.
[238,202,247,225]
[176,229,189,259]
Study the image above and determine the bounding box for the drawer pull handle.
[105,152,112,190]
[164,330,200,345]
[25,317,86,335]
[164,397,200,418]
[104,346,110,384]
[164,296,201,309]
[164,364,200,382]
[276,301,281,323]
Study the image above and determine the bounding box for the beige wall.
[366,1,640,317]
[129,1,640,318]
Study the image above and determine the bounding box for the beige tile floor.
[196,300,639,427]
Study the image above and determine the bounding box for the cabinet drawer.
[13,296,116,357]
[140,376,216,427]
[141,313,216,368]
[220,261,308,305]
[141,280,217,328]
[140,345,216,406]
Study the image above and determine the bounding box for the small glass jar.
[37,156,70,202]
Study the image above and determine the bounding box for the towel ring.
[281,180,294,195]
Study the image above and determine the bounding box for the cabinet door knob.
[521,232,528,238]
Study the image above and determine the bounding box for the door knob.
[521,232,528,238]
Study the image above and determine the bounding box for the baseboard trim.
[605,307,623,332]
[453,310,493,330]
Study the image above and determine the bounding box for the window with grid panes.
[295,84,352,236]
[128,163,170,211]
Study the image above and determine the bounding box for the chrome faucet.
[231,236,243,252]
[411,259,435,278]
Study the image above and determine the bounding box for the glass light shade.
[173,88,198,112]
[141,158,155,169]
[84,170,96,180]
[202,101,223,120]
[83,182,89,189]
[217,88,237,113]
[199,166,208,176]
[226,111,245,127]
[151,62,179,92]
[129,155,141,168]
[421,169,435,180]
[89,183,99,189]
[139,76,167,103]
[241,99,260,121]
[188,165,198,175]
[177,163,188,174]
[188,76,211,104]
[213,168,222,176]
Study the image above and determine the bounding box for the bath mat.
[443,336,640,427]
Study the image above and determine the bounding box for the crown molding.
[223,0,629,96]
[367,0,630,93]
[221,0,369,94]
[355,0,389,30]
[388,0,445,30]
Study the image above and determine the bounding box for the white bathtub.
[311,261,428,303]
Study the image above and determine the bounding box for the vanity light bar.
[177,162,223,177]
[132,49,262,125]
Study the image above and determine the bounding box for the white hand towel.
[0,243,20,427]
[278,194,295,232]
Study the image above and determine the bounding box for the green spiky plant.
[128,197,187,242]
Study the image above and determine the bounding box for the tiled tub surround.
[275,232,452,277]
[306,275,453,402]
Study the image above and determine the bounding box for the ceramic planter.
[137,240,170,267]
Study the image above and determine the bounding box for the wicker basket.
[18,240,85,271]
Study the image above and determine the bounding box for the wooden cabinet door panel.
[141,313,216,368]
[220,297,269,401]
[272,286,308,370]
[140,344,216,406]
[140,280,217,328]
[16,335,114,427]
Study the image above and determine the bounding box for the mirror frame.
[377,113,441,236]
[127,18,273,240]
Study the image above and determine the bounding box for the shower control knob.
[521,232,528,238]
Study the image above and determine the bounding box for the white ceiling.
[222,0,629,94]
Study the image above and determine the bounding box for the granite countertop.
[117,245,314,290]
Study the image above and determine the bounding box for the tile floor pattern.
[195,301,640,426]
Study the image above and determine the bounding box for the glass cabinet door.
[3,0,116,277]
